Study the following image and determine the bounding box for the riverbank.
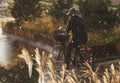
[0,48,119,83]
[0,20,120,83]
[2,22,120,60]
[3,26,55,47]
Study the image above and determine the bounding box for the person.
[65,7,88,69]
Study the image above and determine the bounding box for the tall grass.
[88,28,120,45]
[19,48,120,83]
[21,11,55,35]
[18,48,33,78]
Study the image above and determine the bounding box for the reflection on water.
[0,40,11,66]
[0,26,12,67]
[0,23,52,68]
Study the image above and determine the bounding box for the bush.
[9,0,43,23]
[78,0,119,29]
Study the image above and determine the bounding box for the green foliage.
[114,5,120,24]
[78,0,119,29]
[49,0,73,21]
[9,0,43,23]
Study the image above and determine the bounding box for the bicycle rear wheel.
[76,50,93,69]
[52,45,64,60]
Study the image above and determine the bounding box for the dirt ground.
[0,61,39,83]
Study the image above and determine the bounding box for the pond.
[0,23,53,68]
[0,26,14,67]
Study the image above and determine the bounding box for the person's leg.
[72,42,79,66]
[65,43,72,70]
[72,47,78,66]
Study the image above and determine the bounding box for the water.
[0,22,53,68]
[0,23,12,67]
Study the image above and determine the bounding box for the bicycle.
[70,45,93,69]
[52,41,67,60]
[52,33,69,61]
[52,29,93,68]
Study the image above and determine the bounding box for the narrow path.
[9,34,120,65]
[97,58,120,65]
[7,34,53,53]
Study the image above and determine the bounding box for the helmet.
[66,7,77,16]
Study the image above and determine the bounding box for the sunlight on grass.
[18,48,33,78]
[88,27,120,46]
[18,48,120,83]
[22,11,54,34]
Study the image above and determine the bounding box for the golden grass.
[21,11,55,34]
[87,27,120,46]
[18,48,33,78]
[18,48,120,83]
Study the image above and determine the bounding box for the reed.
[18,48,120,83]
[18,48,33,78]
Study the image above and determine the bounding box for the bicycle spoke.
[52,45,65,61]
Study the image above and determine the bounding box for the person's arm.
[66,20,72,33]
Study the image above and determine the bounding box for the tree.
[9,0,43,23]
[78,0,118,29]
[49,0,73,22]
[114,4,120,25]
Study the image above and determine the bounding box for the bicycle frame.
[71,46,93,67]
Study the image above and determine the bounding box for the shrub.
[9,0,43,23]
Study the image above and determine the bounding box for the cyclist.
[65,7,88,69]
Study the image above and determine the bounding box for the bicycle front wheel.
[52,45,64,60]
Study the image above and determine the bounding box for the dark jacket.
[66,15,88,44]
